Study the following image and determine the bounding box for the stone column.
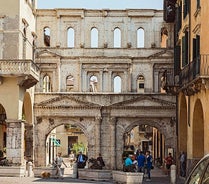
[108,71,112,92]
[24,123,33,161]
[82,70,87,92]
[99,71,103,92]
[115,122,124,170]
[6,120,25,165]
[110,117,116,169]
[95,117,101,157]
[33,117,47,167]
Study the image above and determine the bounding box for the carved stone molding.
[182,83,201,96]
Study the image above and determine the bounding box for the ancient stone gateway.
[34,94,176,169]
[34,8,175,169]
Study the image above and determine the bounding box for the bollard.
[170,164,176,184]
[72,162,78,178]
[28,161,33,177]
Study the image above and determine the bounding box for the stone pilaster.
[95,117,101,157]
[6,120,25,165]
[24,123,33,161]
[110,117,116,169]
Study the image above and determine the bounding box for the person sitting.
[123,155,136,172]
[76,151,88,168]
[97,153,105,168]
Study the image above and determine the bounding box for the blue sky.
[37,0,163,10]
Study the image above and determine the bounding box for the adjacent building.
[163,0,209,176]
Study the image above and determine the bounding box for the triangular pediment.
[111,96,175,108]
[36,95,99,108]
[36,49,61,58]
[148,50,173,58]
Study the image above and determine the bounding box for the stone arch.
[179,94,187,156]
[34,117,96,166]
[192,99,204,158]
[115,118,175,169]
[22,92,32,124]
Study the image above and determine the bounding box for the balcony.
[0,60,39,89]
[179,55,209,95]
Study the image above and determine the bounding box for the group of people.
[53,151,105,179]
[124,150,153,181]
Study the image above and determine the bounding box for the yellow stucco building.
[164,0,209,176]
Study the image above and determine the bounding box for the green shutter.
[182,36,186,67]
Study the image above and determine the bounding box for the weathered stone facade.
[34,8,176,169]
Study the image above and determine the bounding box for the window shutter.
[193,38,197,61]
[174,46,181,75]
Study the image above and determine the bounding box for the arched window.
[91,28,98,48]
[89,75,98,92]
[137,28,145,48]
[114,28,121,48]
[66,75,74,91]
[137,75,145,93]
[43,75,51,92]
[67,28,75,48]
[44,27,50,47]
[114,76,121,93]
[161,27,168,48]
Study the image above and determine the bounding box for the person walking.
[137,151,146,173]
[164,152,173,175]
[145,150,153,181]
[54,152,67,179]
[179,151,186,177]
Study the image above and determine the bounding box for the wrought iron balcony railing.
[179,55,209,87]
[0,59,39,88]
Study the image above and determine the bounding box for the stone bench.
[112,170,144,184]
[78,168,112,181]
[0,166,26,177]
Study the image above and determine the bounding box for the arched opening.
[0,104,6,159]
[43,75,51,92]
[161,27,168,48]
[22,92,33,160]
[67,28,75,48]
[137,28,145,48]
[44,27,50,47]
[66,75,74,92]
[46,124,88,169]
[123,124,166,171]
[192,99,204,159]
[179,95,188,156]
[91,28,98,48]
[114,28,121,48]
[22,92,32,124]
[137,75,145,93]
[114,76,122,93]
[89,75,98,92]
